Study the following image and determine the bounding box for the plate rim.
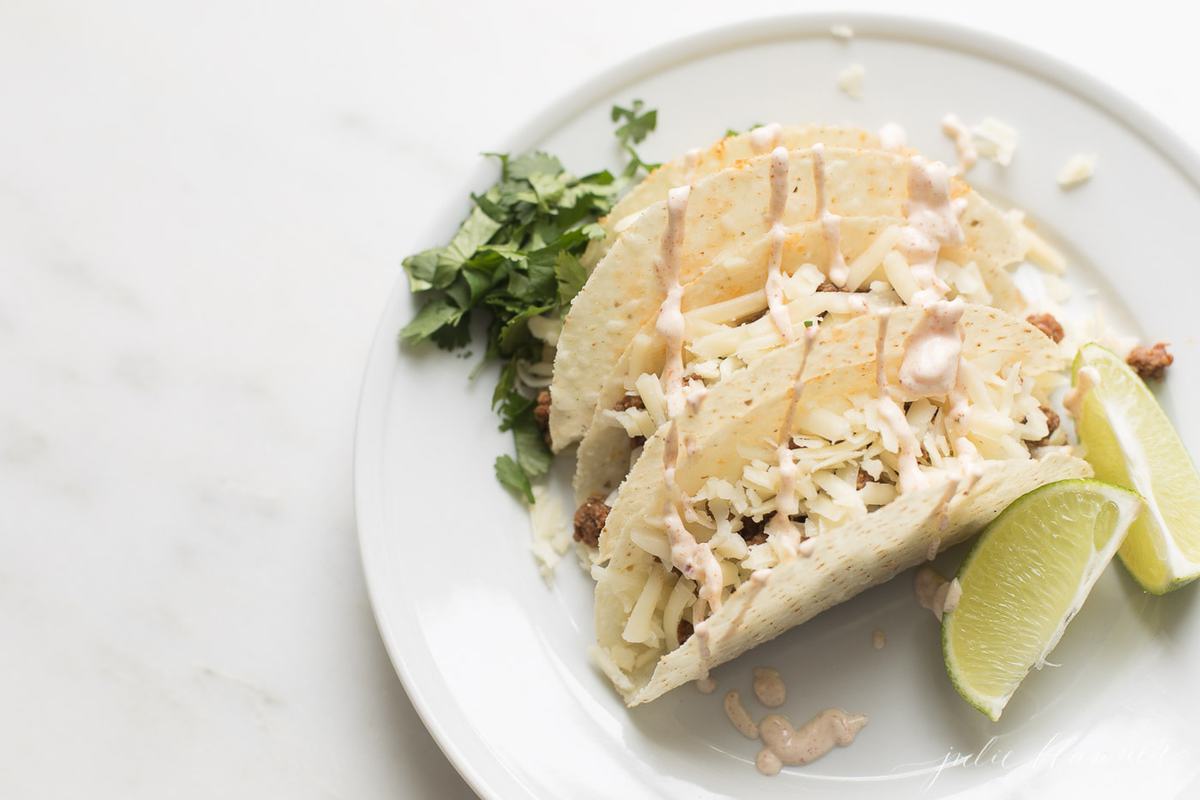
[354,12,1200,799]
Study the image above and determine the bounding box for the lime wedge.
[1073,343,1200,593]
[942,479,1142,720]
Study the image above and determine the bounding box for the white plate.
[356,14,1200,798]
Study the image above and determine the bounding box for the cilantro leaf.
[513,414,552,478]
[399,297,462,344]
[401,248,441,292]
[497,304,552,355]
[621,145,660,180]
[430,311,472,350]
[491,358,518,409]
[495,385,533,430]
[399,100,661,496]
[555,251,587,307]
[507,152,564,180]
[612,100,657,145]
[612,99,661,174]
[445,206,502,266]
[494,455,533,504]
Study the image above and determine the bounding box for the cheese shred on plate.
[837,64,865,100]
[1057,153,1097,188]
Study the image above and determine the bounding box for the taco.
[582,124,886,267]
[550,145,1028,451]
[572,210,1028,502]
[589,303,1089,704]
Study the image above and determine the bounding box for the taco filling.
[555,126,1095,704]
[589,297,1086,702]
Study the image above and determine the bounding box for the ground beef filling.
[816,279,868,293]
[1026,312,1064,343]
[613,394,646,448]
[613,394,645,412]
[677,618,694,645]
[573,495,609,548]
[856,468,869,490]
[1036,405,1060,445]
[738,514,770,546]
[1127,342,1173,381]
[533,389,552,448]
[738,511,809,548]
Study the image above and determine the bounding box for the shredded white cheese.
[836,64,865,100]
[516,358,554,388]
[941,114,977,174]
[972,117,1019,166]
[527,314,562,347]
[589,645,635,694]
[1011,211,1068,276]
[1057,153,1097,188]
[529,485,571,580]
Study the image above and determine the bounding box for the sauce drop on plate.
[723,690,759,738]
[752,667,787,708]
[755,709,869,775]
[914,565,960,621]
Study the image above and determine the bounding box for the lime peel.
[1073,343,1200,593]
[942,479,1142,721]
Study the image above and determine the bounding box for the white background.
[2,1,1195,797]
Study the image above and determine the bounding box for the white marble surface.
[2,1,1197,797]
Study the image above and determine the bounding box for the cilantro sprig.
[611,100,660,177]
[723,121,765,138]
[399,102,660,502]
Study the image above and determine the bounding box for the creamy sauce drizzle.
[947,386,971,435]
[940,578,962,616]
[874,308,891,392]
[941,114,977,175]
[914,564,945,613]
[682,147,702,184]
[765,325,818,557]
[879,122,907,152]
[871,162,972,498]
[896,158,964,308]
[914,565,959,621]
[952,435,983,497]
[656,186,691,420]
[899,299,965,396]
[655,186,725,616]
[756,709,869,776]
[1064,366,1100,419]
[683,379,708,412]
[724,690,760,738]
[749,123,783,154]
[811,144,848,287]
[724,569,771,639]
[874,312,928,494]
[663,423,724,613]
[763,147,794,342]
[694,619,716,692]
[753,667,786,708]
[878,395,927,495]
[927,476,962,558]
